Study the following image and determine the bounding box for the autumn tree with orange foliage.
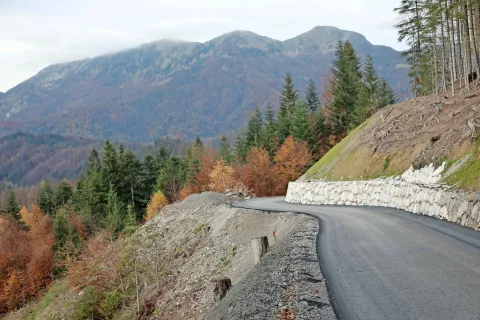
[179,142,217,199]
[240,147,273,197]
[0,207,54,312]
[272,136,312,195]
[209,159,236,192]
[145,191,168,221]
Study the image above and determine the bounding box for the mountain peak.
[282,25,371,55]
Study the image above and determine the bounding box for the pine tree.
[291,100,310,142]
[219,135,233,164]
[37,181,55,216]
[53,181,73,208]
[123,205,137,236]
[308,108,329,159]
[141,154,158,198]
[88,148,102,173]
[235,131,249,163]
[105,186,125,236]
[305,79,321,112]
[262,104,277,158]
[277,74,299,141]
[245,107,263,149]
[377,79,397,108]
[101,140,118,187]
[2,191,22,225]
[329,41,362,134]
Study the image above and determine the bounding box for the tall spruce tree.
[329,41,362,135]
[277,74,299,142]
[377,79,397,108]
[219,135,233,164]
[235,131,249,163]
[54,181,73,208]
[291,100,310,142]
[2,191,22,225]
[102,140,118,187]
[262,104,277,158]
[305,79,321,113]
[37,180,55,216]
[245,107,263,149]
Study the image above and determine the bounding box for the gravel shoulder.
[205,214,336,320]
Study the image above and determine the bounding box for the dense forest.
[0,42,395,318]
[396,0,480,96]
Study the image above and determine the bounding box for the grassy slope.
[305,91,480,191]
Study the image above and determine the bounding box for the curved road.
[233,197,480,320]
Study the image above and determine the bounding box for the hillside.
[0,26,409,142]
[0,133,100,186]
[2,193,316,320]
[304,90,480,191]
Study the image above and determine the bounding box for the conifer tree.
[245,107,263,149]
[262,104,277,158]
[141,154,158,198]
[235,131,249,163]
[305,79,321,112]
[291,100,310,142]
[53,181,73,208]
[277,74,299,142]
[105,186,125,236]
[377,79,397,108]
[219,135,233,164]
[37,181,55,216]
[2,191,23,225]
[329,41,362,134]
[88,148,102,173]
[101,140,118,187]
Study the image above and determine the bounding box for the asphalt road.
[233,197,480,320]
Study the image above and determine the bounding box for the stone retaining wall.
[286,179,480,230]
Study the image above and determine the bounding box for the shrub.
[145,192,168,221]
[100,291,123,319]
[71,286,99,320]
[209,159,236,192]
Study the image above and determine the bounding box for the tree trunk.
[211,276,232,301]
[251,236,269,265]
[446,0,456,95]
[464,2,472,90]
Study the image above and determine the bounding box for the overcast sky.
[0,0,404,92]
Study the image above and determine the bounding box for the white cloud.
[151,16,232,28]
[0,0,405,92]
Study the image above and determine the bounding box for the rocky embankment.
[205,216,336,320]
[287,164,480,230]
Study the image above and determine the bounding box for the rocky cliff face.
[0,26,408,142]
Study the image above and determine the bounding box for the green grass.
[305,116,375,180]
[27,281,68,320]
[444,155,480,189]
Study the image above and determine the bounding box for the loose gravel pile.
[205,216,336,320]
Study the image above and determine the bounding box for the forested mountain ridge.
[0,26,409,142]
[0,133,100,186]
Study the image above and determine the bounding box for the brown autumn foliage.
[209,159,236,192]
[179,146,217,199]
[272,136,312,195]
[145,191,168,221]
[240,147,274,197]
[0,208,54,313]
[67,232,123,291]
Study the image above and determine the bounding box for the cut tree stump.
[211,276,232,301]
[202,226,210,238]
[251,236,269,265]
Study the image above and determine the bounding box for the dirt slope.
[306,89,480,190]
[2,193,307,320]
